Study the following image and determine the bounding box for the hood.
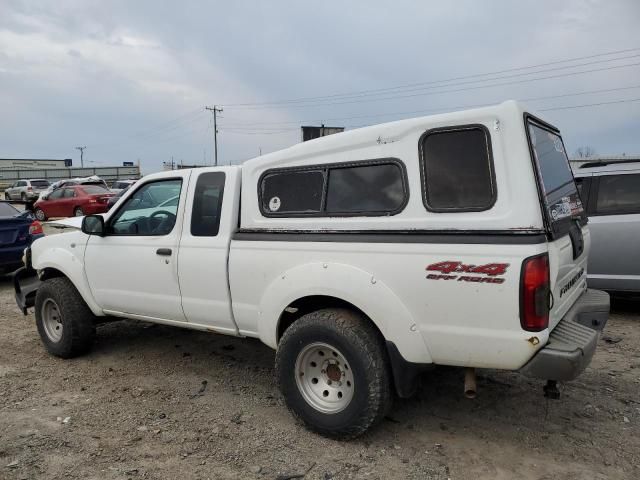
[42,216,84,235]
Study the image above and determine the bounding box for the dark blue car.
[0,201,44,274]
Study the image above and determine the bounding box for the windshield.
[527,119,585,235]
[0,202,19,216]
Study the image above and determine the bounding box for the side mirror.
[82,215,105,236]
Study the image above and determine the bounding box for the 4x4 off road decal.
[426,261,509,284]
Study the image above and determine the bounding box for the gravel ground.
[0,276,638,480]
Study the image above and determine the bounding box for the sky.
[1,0,639,174]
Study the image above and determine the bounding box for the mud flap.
[13,266,41,315]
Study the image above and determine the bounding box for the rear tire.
[21,192,26,202]
[276,308,393,439]
[35,277,96,358]
[34,208,46,221]
[4,192,9,200]
[73,207,84,217]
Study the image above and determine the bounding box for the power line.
[540,97,640,112]
[220,96,640,136]
[223,60,640,110]
[219,84,640,128]
[222,46,640,107]
[87,108,206,149]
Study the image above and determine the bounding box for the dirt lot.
[0,277,638,480]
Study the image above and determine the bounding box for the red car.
[34,185,115,220]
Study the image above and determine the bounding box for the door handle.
[156,248,172,256]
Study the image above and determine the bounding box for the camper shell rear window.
[525,114,586,237]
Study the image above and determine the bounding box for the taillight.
[29,220,43,235]
[520,253,550,332]
[27,186,33,191]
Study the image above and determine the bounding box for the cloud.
[0,0,639,172]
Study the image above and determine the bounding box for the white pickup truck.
[14,101,609,438]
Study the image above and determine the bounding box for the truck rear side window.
[326,163,405,214]
[261,170,325,214]
[419,125,495,212]
[191,172,225,236]
[259,159,407,217]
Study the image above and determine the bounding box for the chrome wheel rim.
[74,208,83,216]
[294,342,355,413]
[41,298,63,342]
[35,209,45,221]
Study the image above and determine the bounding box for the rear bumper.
[519,289,610,381]
[0,236,42,273]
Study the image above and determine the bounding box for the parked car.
[0,201,43,274]
[4,179,51,202]
[14,101,609,438]
[33,185,114,220]
[39,176,109,201]
[110,179,137,194]
[573,160,640,293]
[106,186,130,210]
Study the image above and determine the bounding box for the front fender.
[32,234,103,316]
[257,261,432,364]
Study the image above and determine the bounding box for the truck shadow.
[89,318,602,446]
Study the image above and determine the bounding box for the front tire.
[35,277,96,358]
[276,308,393,439]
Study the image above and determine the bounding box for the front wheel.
[35,277,96,358]
[34,208,46,221]
[276,308,393,439]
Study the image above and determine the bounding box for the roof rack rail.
[578,159,640,168]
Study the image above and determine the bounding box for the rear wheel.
[20,192,26,202]
[35,277,96,358]
[73,207,84,217]
[34,208,46,221]
[276,308,393,439]
[4,192,9,200]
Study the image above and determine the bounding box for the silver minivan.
[574,160,640,293]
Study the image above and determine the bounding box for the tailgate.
[547,224,590,329]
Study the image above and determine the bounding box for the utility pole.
[75,146,86,168]
[205,105,223,166]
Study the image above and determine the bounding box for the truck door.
[84,172,190,321]
[177,167,240,334]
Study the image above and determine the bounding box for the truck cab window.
[109,179,182,235]
[191,172,225,236]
